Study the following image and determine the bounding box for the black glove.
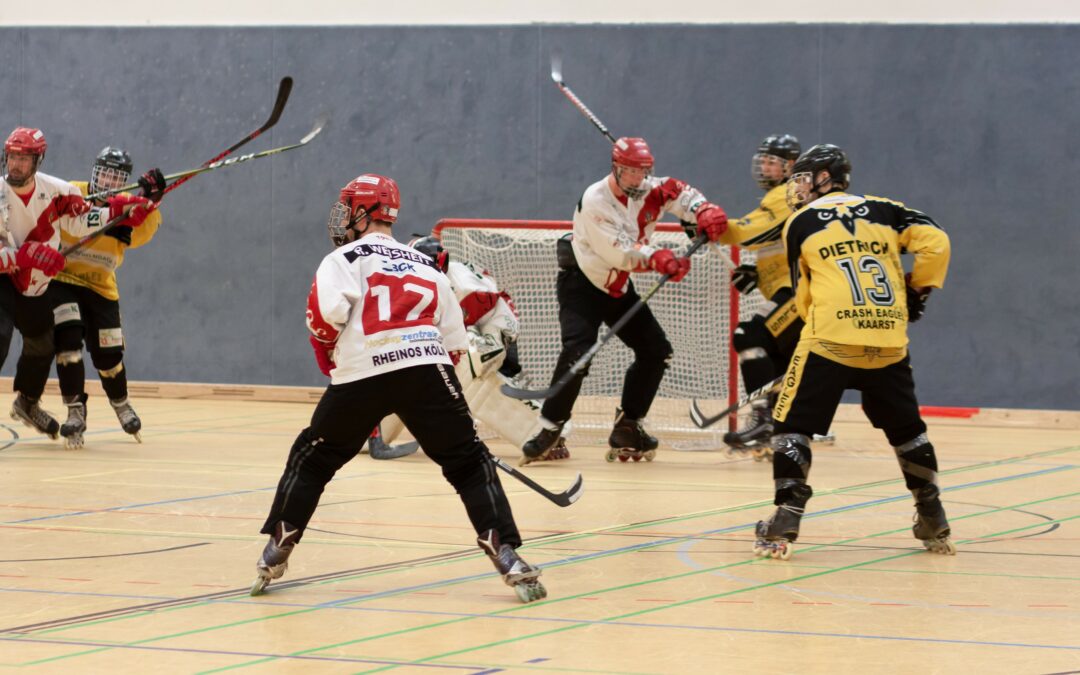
[138,168,166,203]
[906,284,932,322]
[679,219,698,239]
[104,224,134,245]
[731,264,759,294]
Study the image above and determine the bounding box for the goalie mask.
[328,173,400,247]
[786,144,851,211]
[751,134,800,189]
[90,146,133,197]
[409,235,449,273]
[611,137,654,200]
[3,127,47,188]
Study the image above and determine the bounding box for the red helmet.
[328,174,401,247]
[611,137,653,170]
[4,127,47,156]
[341,173,400,224]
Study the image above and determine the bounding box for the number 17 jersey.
[306,232,468,385]
[782,192,950,350]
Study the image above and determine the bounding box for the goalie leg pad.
[464,372,543,449]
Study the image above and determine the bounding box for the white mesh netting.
[436,220,765,448]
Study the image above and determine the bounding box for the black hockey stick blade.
[368,436,420,460]
[491,456,583,507]
[500,234,710,402]
[688,377,782,430]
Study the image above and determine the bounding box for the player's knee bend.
[92,350,124,376]
[772,433,813,484]
[439,442,496,493]
[883,420,927,448]
[21,332,54,358]
[285,429,356,484]
[54,323,84,353]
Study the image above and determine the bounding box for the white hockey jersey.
[0,172,97,296]
[444,259,519,339]
[306,232,468,385]
[571,174,708,296]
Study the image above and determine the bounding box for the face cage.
[751,152,789,190]
[90,165,131,195]
[327,201,352,247]
[785,172,816,211]
[614,164,653,200]
[2,151,43,186]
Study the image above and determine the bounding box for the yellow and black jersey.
[717,183,792,299]
[57,181,161,301]
[782,192,950,355]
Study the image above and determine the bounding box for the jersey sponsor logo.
[371,343,446,366]
[402,328,442,344]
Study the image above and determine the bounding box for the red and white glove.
[648,248,691,282]
[309,335,336,376]
[695,202,728,242]
[16,241,66,277]
[107,194,156,228]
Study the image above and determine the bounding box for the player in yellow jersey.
[753,144,954,560]
[52,147,163,447]
[709,134,803,452]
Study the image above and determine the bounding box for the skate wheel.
[605,448,618,462]
[923,538,957,556]
[631,453,642,462]
[618,453,630,462]
[514,580,547,603]
[250,576,270,596]
[133,432,143,444]
[63,436,84,451]
[643,450,656,462]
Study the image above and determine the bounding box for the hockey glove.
[731,264,759,294]
[107,194,156,228]
[648,248,691,282]
[16,241,65,277]
[695,202,729,242]
[138,168,166,203]
[309,334,336,376]
[906,283,932,322]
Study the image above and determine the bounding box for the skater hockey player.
[708,134,804,456]
[51,147,164,448]
[522,136,729,463]
[753,144,954,560]
[373,235,570,465]
[254,173,546,603]
[0,127,153,441]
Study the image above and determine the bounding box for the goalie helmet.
[611,137,654,199]
[786,144,852,210]
[409,235,449,272]
[751,134,801,189]
[90,146,134,195]
[3,127,47,187]
[327,173,401,247]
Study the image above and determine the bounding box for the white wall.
[2,0,1078,25]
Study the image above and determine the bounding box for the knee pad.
[893,433,939,488]
[772,433,812,486]
[733,315,775,355]
[22,332,53,357]
[54,322,84,353]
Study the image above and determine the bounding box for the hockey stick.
[489,455,583,507]
[85,76,294,202]
[367,424,420,460]
[688,377,782,430]
[63,117,326,256]
[501,233,710,401]
[550,54,617,144]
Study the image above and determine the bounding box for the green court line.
[13,448,1079,670]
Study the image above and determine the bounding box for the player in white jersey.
[522,137,730,462]
[376,235,570,465]
[254,174,546,603]
[0,127,154,438]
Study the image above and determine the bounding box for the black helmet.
[409,235,449,272]
[757,134,801,161]
[791,144,851,191]
[94,146,133,173]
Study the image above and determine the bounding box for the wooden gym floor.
[0,386,1077,674]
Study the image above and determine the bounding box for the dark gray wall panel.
[0,25,1076,409]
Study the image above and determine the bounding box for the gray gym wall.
[0,25,1076,410]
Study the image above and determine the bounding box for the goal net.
[433,219,765,449]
